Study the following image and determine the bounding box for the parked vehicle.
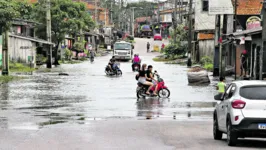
[136,71,170,98]
[154,34,162,41]
[113,41,133,61]
[105,63,122,76]
[213,81,266,146]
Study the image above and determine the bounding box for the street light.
[131,7,143,37]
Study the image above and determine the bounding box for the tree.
[33,0,95,65]
[0,0,19,32]
[164,24,188,58]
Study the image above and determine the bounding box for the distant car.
[154,34,162,41]
[213,81,266,146]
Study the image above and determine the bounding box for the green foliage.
[204,63,213,72]
[0,76,25,83]
[163,44,186,58]
[9,62,35,72]
[0,0,19,32]
[164,24,188,57]
[36,54,47,63]
[200,56,213,66]
[15,0,33,20]
[73,42,84,51]
[64,48,73,60]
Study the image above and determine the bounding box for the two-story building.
[159,0,188,38]
[194,0,216,62]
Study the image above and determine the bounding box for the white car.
[213,81,266,146]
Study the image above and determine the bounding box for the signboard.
[209,0,234,15]
[246,16,261,30]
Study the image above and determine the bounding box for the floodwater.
[0,38,218,129]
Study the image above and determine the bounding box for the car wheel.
[213,113,223,140]
[227,119,238,146]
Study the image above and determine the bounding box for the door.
[217,84,232,131]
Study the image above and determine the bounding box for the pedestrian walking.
[240,50,247,77]
[147,42,150,52]
[216,77,226,99]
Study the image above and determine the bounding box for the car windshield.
[114,43,131,50]
[240,86,266,100]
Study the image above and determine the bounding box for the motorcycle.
[90,56,94,63]
[105,63,122,76]
[132,63,140,72]
[136,71,170,98]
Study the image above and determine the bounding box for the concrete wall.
[9,37,36,65]
[198,40,214,59]
[194,0,215,30]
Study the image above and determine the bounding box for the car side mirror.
[214,94,223,101]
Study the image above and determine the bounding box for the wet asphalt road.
[0,38,265,149]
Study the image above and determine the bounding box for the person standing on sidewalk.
[147,42,150,52]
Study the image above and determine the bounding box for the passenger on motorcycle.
[108,58,114,72]
[132,54,141,71]
[137,64,154,95]
[146,65,158,96]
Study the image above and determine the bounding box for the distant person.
[216,77,226,98]
[240,50,247,77]
[161,43,165,51]
[147,42,150,52]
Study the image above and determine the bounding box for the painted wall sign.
[246,16,261,30]
[20,46,32,49]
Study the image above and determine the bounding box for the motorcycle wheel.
[116,70,122,76]
[137,88,146,99]
[158,88,170,98]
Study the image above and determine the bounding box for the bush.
[9,62,35,72]
[64,48,73,60]
[204,63,213,72]
[163,43,186,58]
[200,56,213,66]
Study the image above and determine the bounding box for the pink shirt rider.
[133,56,140,63]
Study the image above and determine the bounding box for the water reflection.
[136,98,170,119]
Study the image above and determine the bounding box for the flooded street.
[0,38,217,130]
[3,38,261,150]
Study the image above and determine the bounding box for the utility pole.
[95,0,98,26]
[187,0,193,67]
[173,0,177,43]
[46,0,52,68]
[260,0,266,80]
[234,0,237,80]
[219,15,223,78]
[131,7,136,37]
[1,29,9,75]
[110,0,113,24]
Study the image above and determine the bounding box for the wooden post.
[187,0,193,67]
[46,0,52,68]
[260,1,266,80]
[2,31,9,75]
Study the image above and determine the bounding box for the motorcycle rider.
[146,65,158,96]
[132,54,141,71]
[137,64,153,95]
[90,50,95,61]
[108,57,115,72]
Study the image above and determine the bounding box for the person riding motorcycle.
[132,54,141,71]
[146,65,158,96]
[108,57,115,72]
[90,50,95,60]
[136,64,154,95]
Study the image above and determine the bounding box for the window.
[114,43,131,50]
[240,86,266,100]
[202,0,209,11]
